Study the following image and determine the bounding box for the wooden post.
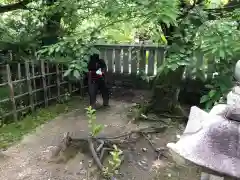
[106,49,114,73]
[114,49,121,73]
[123,47,129,74]
[17,63,23,94]
[46,62,51,98]
[25,61,34,112]
[61,64,64,81]
[147,49,155,76]
[41,60,48,107]
[68,82,72,95]
[139,45,146,74]
[130,47,138,75]
[6,64,17,121]
[80,76,84,97]
[156,47,165,68]
[56,64,61,97]
[31,60,37,103]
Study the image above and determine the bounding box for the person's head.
[90,53,100,61]
[235,60,240,82]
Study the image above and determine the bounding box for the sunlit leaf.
[64,69,72,77]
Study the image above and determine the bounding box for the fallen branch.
[158,113,186,119]
[96,139,105,152]
[88,137,104,171]
[140,114,169,123]
[141,133,156,150]
[49,125,167,179]
[96,125,167,140]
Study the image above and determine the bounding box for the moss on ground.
[0,99,81,150]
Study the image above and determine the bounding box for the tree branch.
[0,0,33,13]
[204,1,240,12]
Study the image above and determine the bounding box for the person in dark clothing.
[87,53,109,108]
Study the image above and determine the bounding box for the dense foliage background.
[0,0,240,112]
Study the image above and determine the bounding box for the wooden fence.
[0,60,81,124]
[95,44,166,76]
[95,44,209,80]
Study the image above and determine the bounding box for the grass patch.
[0,99,81,150]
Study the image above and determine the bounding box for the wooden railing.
[95,44,166,76]
[0,60,80,124]
[95,44,211,80]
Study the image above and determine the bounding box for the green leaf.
[168,64,179,71]
[73,70,80,79]
[205,100,214,111]
[208,90,217,98]
[92,124,103,136]
[205,84,214,89]
[160,34,167,44]
[200,95,209,103]
[64,69,72,77]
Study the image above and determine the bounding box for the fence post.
[41,60,48,107]
[68,82,72,94]
[6,64,17,121]
[17,63,23,94]
[130,47,138,75]
[156,47,165,68]
[46,62,52,98]
[147,49,155,76]
[122,47,130,74]
[31,60,37,103]
[106,48,114,73]
[80,77,84,97]
[139,44,146,74]
[114,48,121,73]
[56,64,61,97]
[25,61,34,112]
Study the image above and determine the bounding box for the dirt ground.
[0,88,201,180]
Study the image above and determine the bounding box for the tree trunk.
[149,66,186,115]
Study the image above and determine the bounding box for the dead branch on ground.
[51,125,166,179]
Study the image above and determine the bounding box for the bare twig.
[96,139,105,152]
[95,126,166,140]
[158,113,185,119]
[141,133,156,151]
[140,114,169,123]
[88,137,104,171]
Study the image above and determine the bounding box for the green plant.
[85,106,104,137]
[109,144,123,172]
[200,76,233,111]
[103,144,123,177]
[195,19,239,109]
